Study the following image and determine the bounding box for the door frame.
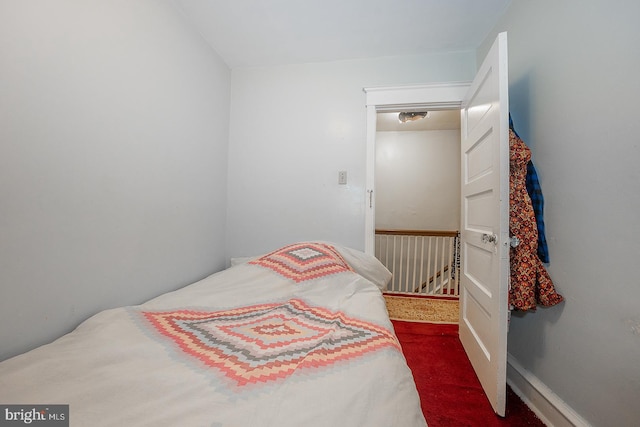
[362,82,471,255]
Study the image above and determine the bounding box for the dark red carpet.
[392,320,545,426]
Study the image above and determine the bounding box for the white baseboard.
[506,353,592,427]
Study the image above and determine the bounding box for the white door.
[459,32,509,416]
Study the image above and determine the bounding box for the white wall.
[375,130,460,230]
[0,0,231,361]
[226,52,475,258]
[481,1,640,425]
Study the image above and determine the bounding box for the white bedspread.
[0,242,427,427]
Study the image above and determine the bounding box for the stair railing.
[375,229,460,297]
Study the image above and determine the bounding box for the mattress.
[0,242,427,427]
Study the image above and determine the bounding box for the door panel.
[466,130,494,181]
[459,32,509,416]
[466,68,495,133]
[466,190,495,233]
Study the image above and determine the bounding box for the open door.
[459,32,509,416]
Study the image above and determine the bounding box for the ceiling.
[172,0,512,68]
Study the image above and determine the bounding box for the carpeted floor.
[384,293,459,324]
[385,293,545,427]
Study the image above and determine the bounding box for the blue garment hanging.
[510,114,550,263]
[525,162,549,263]
[509,114,519,138]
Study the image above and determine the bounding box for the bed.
[0,242,427,426]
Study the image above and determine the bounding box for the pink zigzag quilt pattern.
[142,299,399,387]
[248,242,353,283]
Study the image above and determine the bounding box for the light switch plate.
[338,170,347,185]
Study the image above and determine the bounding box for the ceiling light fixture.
[398,111,429,123]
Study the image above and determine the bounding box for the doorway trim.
[362,82,471,254]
